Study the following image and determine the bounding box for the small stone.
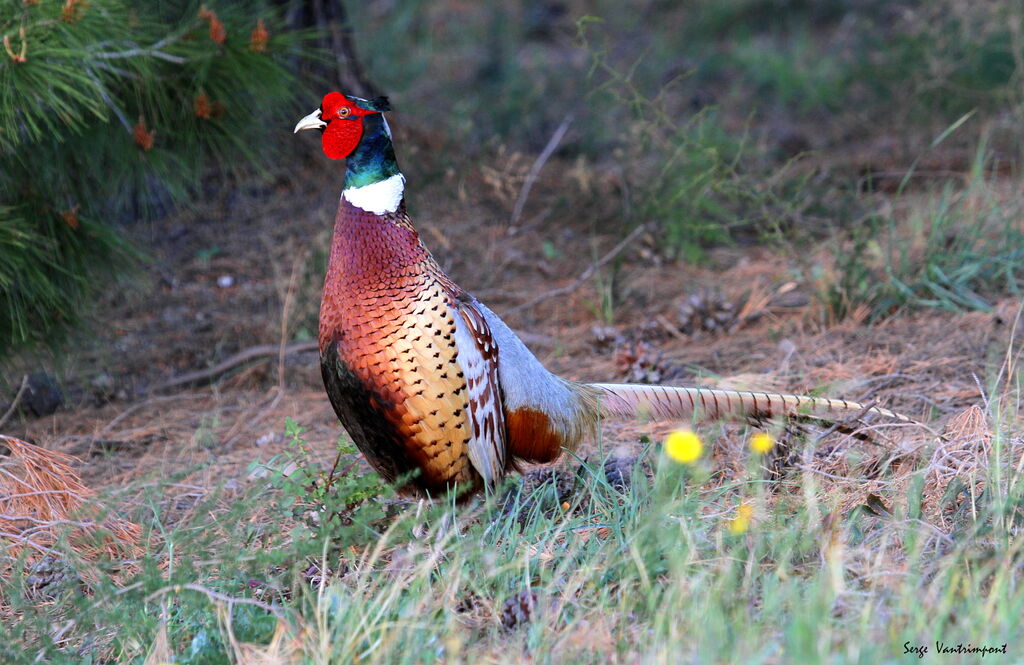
[255,432,280,447]
[216,275,234,288]
[23,373,62,417]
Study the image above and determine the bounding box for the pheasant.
[295,92,910,497]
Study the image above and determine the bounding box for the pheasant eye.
[338,107,351,118]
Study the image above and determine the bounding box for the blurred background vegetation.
[2,0,1023,361]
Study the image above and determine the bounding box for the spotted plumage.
[319,199,485,492]
[297,92,915,499]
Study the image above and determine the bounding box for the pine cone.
[614,342,680,384]
[453,590,483,615]
[604,455,644,491]
[590,325,624,352]
[24,555,76,601]
[677,290,737,335]
[500,589,538,630]
[522,468,576,501]
[500,468,576,523]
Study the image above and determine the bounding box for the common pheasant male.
[295,92,907,497]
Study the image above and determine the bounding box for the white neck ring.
[342,173,406,215]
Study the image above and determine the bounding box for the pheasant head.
[294,92,391,159]
[295,92,403,212]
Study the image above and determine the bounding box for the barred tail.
[588,383,913,424]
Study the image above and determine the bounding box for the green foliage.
[205,427,1024,662]
[0,0,312,356]
[342,1,1024,266]
[0,205,129,351]
[171,602,277,665]
[728,29,846,112]
[270,417,390,546]
[859,1,1024,116]
[581,19,836,261]
[342,1,1023,270]
[813,133,1024,320]
[689,0,1024,131]
[345,0,590,154]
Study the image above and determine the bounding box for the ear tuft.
[370,96,391,112]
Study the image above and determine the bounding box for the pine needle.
[0,435,140,560]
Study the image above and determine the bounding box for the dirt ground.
[7,152,1017,504]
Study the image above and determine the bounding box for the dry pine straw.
[0,435,140,563]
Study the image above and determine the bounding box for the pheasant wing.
[453,297,508,489]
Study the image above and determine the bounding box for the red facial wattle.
[319,92,378,160]
[322,118,362,160]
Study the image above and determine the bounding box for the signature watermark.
[904,641,1008,659]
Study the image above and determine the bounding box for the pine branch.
[85,24,194,64]
[0,0,317,357]
[83,68,131,132]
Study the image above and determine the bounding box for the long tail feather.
[588,383,913,424]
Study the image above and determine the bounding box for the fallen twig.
[146,582,284,618]
[509,114,573,228]
[654,314,688,342]
[508,223,647,315]
[150,341,318,393]
[0,374,29,430]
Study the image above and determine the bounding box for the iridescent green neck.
[344,114,402,189]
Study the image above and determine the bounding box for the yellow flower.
[665,430,703,464]
[728,516,749,534]
[750,432,774,454]
[728,503,754,534]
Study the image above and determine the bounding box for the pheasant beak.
[294,108,326,133]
